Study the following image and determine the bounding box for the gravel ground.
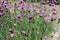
[48,5,60,40]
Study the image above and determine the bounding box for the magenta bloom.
[51,3,55,6]
[0,12,3,16]
[29,16,33,20]
[10,33,14,37]
[46,0,50,3]
[0,5,2,9]
[19,0,24,2]
[9,28,13,33]
[53,0,57,4]
[12,3,15,7]
[21,30,26,36]
[42,2,46,5]
[3,1,8,6]
[9,29,12,31]
[29,7,33,12]
[49,3,52,6]
[5,6,9,10]
[14,23,16,27]
[50,7,56,12]
[36,10,40,14]
[18,5,24,10]
[22,31,26,34]
[17,14,21,17]
[16,14,21,19]
[44,17,50,22]
[27,20,31,22]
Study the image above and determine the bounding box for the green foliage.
[0,9,54,40]
[30,0,36,2]
[57,0,60,5]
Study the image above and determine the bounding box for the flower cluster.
[0,0,58,40]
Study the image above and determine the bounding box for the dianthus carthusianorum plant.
[0,0,57,40]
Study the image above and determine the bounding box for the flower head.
[29,7,33,12]
[18,5,24,10]
[14,23,17,27]
[42,2,46,5]
[21,30,26,36]
[16,14,21,19]
[0,5,2,9]
[3,1,8,6]
[36,10,40,14]
[44,17,51,22]
[9,28,13,33]
[42,36,47,40]
[27,19,31,22]
[0,12,3,16]
[29,16,33,20]
[19,0,24,3]
[46,0,50,3]
[10,33,14,37]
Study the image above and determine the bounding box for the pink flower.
[36,10,40,14]
[19,0,24,2]
[44,17,50,22]
[42,36,47,40]
[0,5,2,9]
[3,1,8,6]
[46,0,49,3]
[9,28,13,33]
[29,16,33,20]
[24,7,28,11]
[16,14,21,19]
[12,3,15,7]
[10,33,14,37]
[0,12,3,16]
[50,7,56,12]
[18,5,24,10]
[27,20,31,22]
[22,31,26,34]
[51,3,55,6]
[14,23,16,27]
[49,3,52,6]
[5,6,9,10]
[29,7,33,12]
[9,29,12,31]
[17,14,21,17]
[22,30,26,35]
[21,30,26,36]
